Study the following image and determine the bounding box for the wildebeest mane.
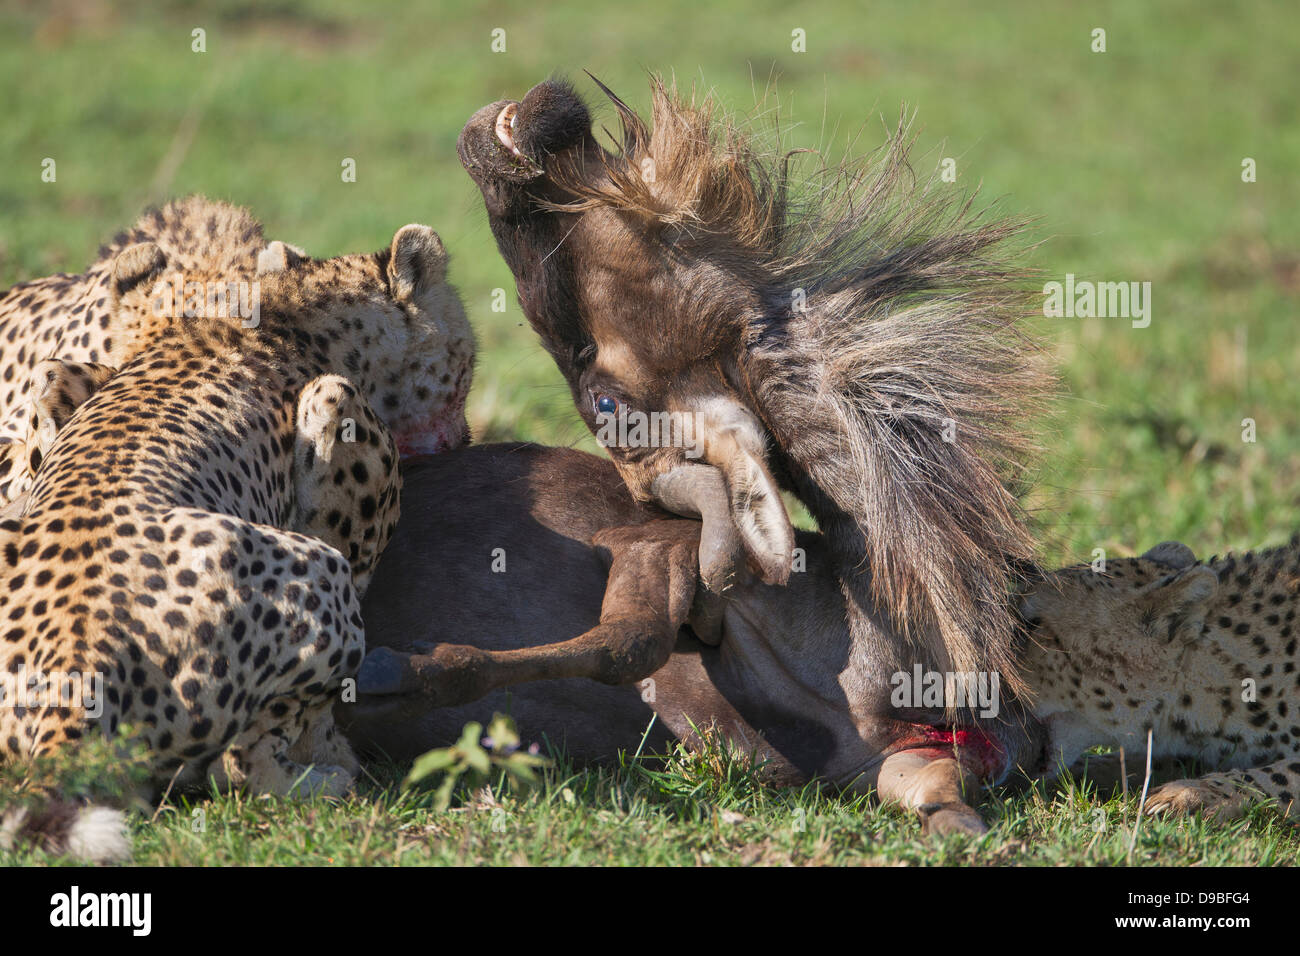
[544,75,1052,698]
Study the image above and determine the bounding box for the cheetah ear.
[386,225,447,303]
[1016,586,1045,627]
[108,242,173,366]
[256,240,308,275]
[1136,565,1218,643]
[26,360,117,460]
[1141,540,1197,569]
[111,242,167,306]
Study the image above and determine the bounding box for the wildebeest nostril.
[514,79,591,157]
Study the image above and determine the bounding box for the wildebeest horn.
[692,398,795,588]
[650,463,744,595]
[651,421,795,591]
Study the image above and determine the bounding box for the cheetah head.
[1016,541,1219,769]
[108,224,475,457]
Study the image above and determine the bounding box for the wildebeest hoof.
[356,647,411,695]
[917,801,989,836]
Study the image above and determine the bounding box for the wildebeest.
[346,444,1050,834]
[457,76,1050,709]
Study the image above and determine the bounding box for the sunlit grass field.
[1,0,1298,864]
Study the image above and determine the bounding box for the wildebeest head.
[460,75,1050,696]
[460,77,796,588]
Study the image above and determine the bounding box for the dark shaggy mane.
[549,75,1054,697]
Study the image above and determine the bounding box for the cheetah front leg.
[211,698,355,798]
[284,374,400,788]
[286,696,361,786]
[1145,758,1300,821]
[291,373,402,595]
[165,511,367,799]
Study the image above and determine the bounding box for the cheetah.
[0,197,282,501]
[1,351,400,862]
[0,194,473,496]
[1019,539,1300,821]
[0,214,473,855]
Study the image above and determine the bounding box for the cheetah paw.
[291,765,354,799]
[1144,779,1246,820]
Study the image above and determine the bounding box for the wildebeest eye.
[593,393,620,416]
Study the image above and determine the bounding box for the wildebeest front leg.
[357,520,700,706]
[875,751,989,836]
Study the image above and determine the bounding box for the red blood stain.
[898,725,1009,779]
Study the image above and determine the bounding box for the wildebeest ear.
[387,225,448,303]
[256,240,307,275]
[111,242,167,305]
[674,398,795,587]
[721,446,795,587]
[651,463,745,596]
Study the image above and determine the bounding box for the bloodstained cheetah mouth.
[393,416,470,458]
[392,379,471,458]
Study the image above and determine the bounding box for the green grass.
[6,728,1298,866]
[1,0,1298,864]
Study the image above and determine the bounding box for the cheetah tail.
[0,800,131,863]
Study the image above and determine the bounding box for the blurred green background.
[2,0,1297,565]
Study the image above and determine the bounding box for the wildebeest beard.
[458,73,1052,705]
